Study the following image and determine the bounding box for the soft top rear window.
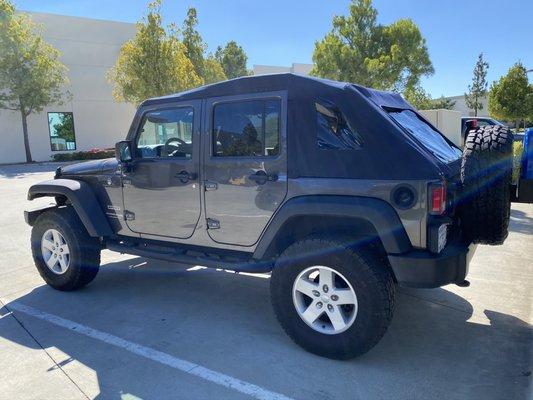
[386,109,461,163]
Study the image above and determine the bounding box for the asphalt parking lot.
[0,163,531,400]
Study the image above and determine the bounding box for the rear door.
[203,92,288,247]
[122,101,202,239]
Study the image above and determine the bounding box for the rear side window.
[316,101,363,150]
[213,99,280,157]
[387,109,461,163]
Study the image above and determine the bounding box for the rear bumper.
[388,243,477,288]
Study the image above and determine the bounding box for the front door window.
[136,108,194,159]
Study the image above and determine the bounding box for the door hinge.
[124,210,135,221]
[206,218,220,229]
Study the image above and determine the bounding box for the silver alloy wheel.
[292,266,358,335]
[41,228,70,275]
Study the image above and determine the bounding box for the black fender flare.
[253,195,412,259]
[26,179,113,237]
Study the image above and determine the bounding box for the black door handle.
[175,170,197,183]
[248,171,277,185]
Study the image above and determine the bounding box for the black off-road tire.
[31,206,101,291]
[270,236,395,360]
[460,125,513,245]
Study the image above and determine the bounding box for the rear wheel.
[460,125,513,244]
[270,237,395,359]
[31,206,101,291]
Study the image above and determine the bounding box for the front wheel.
[270,237,395,359]
[31,206,101,291]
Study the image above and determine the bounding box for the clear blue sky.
[16,0,533,97]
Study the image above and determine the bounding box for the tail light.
[429,182,447,215]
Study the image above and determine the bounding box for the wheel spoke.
[301,301,323,325]
[52,230,61,245]
[319,268,334,290]
[58,256,68,272]
[45,254,57,270]
[294,278,319,298]
[327,306,347,332]
[42,239,55,251]
[60,245,69,255]
[333,288,357,305]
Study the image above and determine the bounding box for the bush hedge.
[51,148,115,162]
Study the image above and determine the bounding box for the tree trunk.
[20,111,33,163]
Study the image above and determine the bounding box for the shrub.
[51,148,115,162]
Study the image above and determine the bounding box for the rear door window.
[387,109,461,163]
[212,99,280,157]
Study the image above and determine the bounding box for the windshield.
[387,109,461,163]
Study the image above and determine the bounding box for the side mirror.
[115,140,132,163]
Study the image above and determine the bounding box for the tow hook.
[456,279,470,287]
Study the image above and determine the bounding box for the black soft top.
[143,73,413,110]
[140,74,455,180]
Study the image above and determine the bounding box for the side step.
[106,240,273,273]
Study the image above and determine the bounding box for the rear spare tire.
[460,125,513,244]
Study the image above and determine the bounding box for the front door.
[122,101,201,239]
[203,92,288,246]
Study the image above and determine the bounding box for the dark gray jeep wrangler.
[25,74,513,359]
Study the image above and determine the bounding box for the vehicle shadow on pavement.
[509,208,533,235]
[1,257,531,400]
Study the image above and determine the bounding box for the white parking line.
[7,302,294,400]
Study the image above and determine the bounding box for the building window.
[48,112,76,151]
[212,99,280,157]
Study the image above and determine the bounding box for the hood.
[58,158,117,177]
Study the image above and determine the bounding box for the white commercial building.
[253,63,313,76]
[442,94,489,118]
[0,12,137,164]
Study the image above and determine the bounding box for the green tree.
[53,113,75,143]
[311,0,433,91]
[181,7,226,84]
[215,41,248,79]
[403,86,456,110]
[431,96,456,110]
[108,0,202,106]
[403,85,432,109]
[202,55,226,84]
[488,62,533,129]
[182,8,205,78]
[464,53,489,116]
[0,0,70,162]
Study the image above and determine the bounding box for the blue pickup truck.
[512,127,533,203]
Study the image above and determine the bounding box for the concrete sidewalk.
[0,163,531,400]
